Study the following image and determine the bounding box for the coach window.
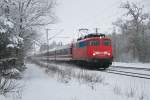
[64,49,68,54]
[103,40,111,46]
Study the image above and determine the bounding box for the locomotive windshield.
[103,39,111,46]
[89,40,99,46]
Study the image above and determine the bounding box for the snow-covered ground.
[1,62,150,100]
[21,63,122,100]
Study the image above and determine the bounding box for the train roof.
[77,33,110,42]
[36,44,71,55]
[54,44,71,51]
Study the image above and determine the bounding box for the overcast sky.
[42,0,149,44]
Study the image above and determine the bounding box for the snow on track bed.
[106,62,150,80]
[105,69,150,79]
[112,62,150,69]
[110,65,150,71]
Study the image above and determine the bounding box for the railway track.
[101,66,150,80]
[45,61,150,80]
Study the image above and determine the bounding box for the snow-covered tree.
[0,0,56,76]
[0,0,56,51]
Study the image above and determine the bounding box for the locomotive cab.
[86,37,113,67]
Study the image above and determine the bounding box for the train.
[35,33,113,69]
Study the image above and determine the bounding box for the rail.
[99,66,150,80]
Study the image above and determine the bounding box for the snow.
[4,20,14,28]
[0,16,14,29]
[0,16,14,34]
[0,58,17,62]
[6,44,15,48]
[7,68,20,75]
[0,29,6,33]
[1,62,150,100]
[102,71,150,100]
[0,63,122,100]
[16,36,23,43]
[9,36,24,46]
[21,63,150,100]
[112,62,150,68]
[20,63,129,100]
[9,36,19,44]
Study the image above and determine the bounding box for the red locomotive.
[36,31,113,69]
[72,33,113,69]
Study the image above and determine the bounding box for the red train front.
[72,34,113,69]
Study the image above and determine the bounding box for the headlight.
[104,51,111,56]
[93,53,96,56]
[107,53,111,56]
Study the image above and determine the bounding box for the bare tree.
[112,1,150,62]
[122,1,149,62]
